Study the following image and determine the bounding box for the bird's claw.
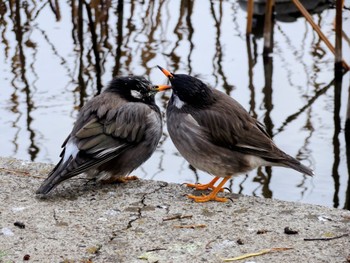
[186,183,224,192]
[187,194,228,203]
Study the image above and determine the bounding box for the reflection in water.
[11,0,40,161]
[275,78,335,135]
[210,0,234,94]
[76,0,87,108]
[246,35,258,118]
[49,0,61,21]
[0,0,349,209]
[113,0,124,76]
[345,87,350,209]
[295,110,313,200]
[256,53,275,199]
[83,1,102,94]
[167,0,194,73]
[332,77,342,208]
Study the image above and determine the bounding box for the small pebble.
[23,254,30,261]
[284,227,298,235]
[14,221,25,229]
[237,238,244,245]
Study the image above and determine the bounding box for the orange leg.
[187,176,232,203]
[186,176,223,192]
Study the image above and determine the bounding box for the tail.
[36,161,68,195]
[282,156,314,176]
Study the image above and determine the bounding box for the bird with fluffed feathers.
[36,76,170,195]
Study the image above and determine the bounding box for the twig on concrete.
[162,214,193,221]
[205,239,217,249]
[221,247,292,262]
[257,229,270,234]
[0,168,44,179]
[174,224,206,229]
[145,248,167,252]
[304,233,349,241]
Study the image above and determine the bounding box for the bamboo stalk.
[291,0,349,71]
[335,0,343,69]
[246,0,254,35]
[263,0,274,54]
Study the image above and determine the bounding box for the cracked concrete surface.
[0,157,350,263]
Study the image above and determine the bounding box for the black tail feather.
[36,161,66,195]
[282,157,314,176]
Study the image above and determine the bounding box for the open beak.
[157,65,174,79]
[151,84,172,92]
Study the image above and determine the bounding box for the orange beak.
[157,65,174,78]
[151,84,172,92]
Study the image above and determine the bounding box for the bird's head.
[157,66,215,107]
[107,76,170,103]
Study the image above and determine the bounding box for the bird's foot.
[122,175,139,182]
[101,175,139,184]
[187,193,228,203]
[186,176,223,192]
[186,183,224,192]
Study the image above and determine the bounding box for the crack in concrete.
[53,209,58,223]
[108,182,168,242]
[126,182,168,229]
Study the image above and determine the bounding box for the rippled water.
[1,0,349,209]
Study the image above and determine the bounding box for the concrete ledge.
[0,157,349,262]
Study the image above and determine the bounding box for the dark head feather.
[169,74,215,107]
[106,76,155,104]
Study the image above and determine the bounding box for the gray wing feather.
[36,101,154,195]
[190,90,285,161]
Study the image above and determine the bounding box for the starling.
[158,66,313,202]
[36,76,170,195]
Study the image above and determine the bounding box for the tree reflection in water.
[0,0,349,209]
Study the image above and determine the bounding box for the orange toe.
[186,176,223,191]
[186,176,232,203]
[187,183,211,190]
[187,193,228,203]
[186,183,224,192]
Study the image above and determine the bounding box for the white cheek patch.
[63,141,79,163]
[131,90,143,99]
[174,95,185,109]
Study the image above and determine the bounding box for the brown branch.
[162,214,193,221]
[174,224,206,229]
[0,168,44,179]
[304,233,349,241]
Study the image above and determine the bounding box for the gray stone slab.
[0,157,349,263]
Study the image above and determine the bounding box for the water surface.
[1,0,349,209]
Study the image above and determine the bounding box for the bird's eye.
[131,90,143,99]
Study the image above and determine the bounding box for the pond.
[1,0,349,209]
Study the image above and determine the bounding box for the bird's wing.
[190,95,285,161]
[64,102,155,175]
[36,102,155,194]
